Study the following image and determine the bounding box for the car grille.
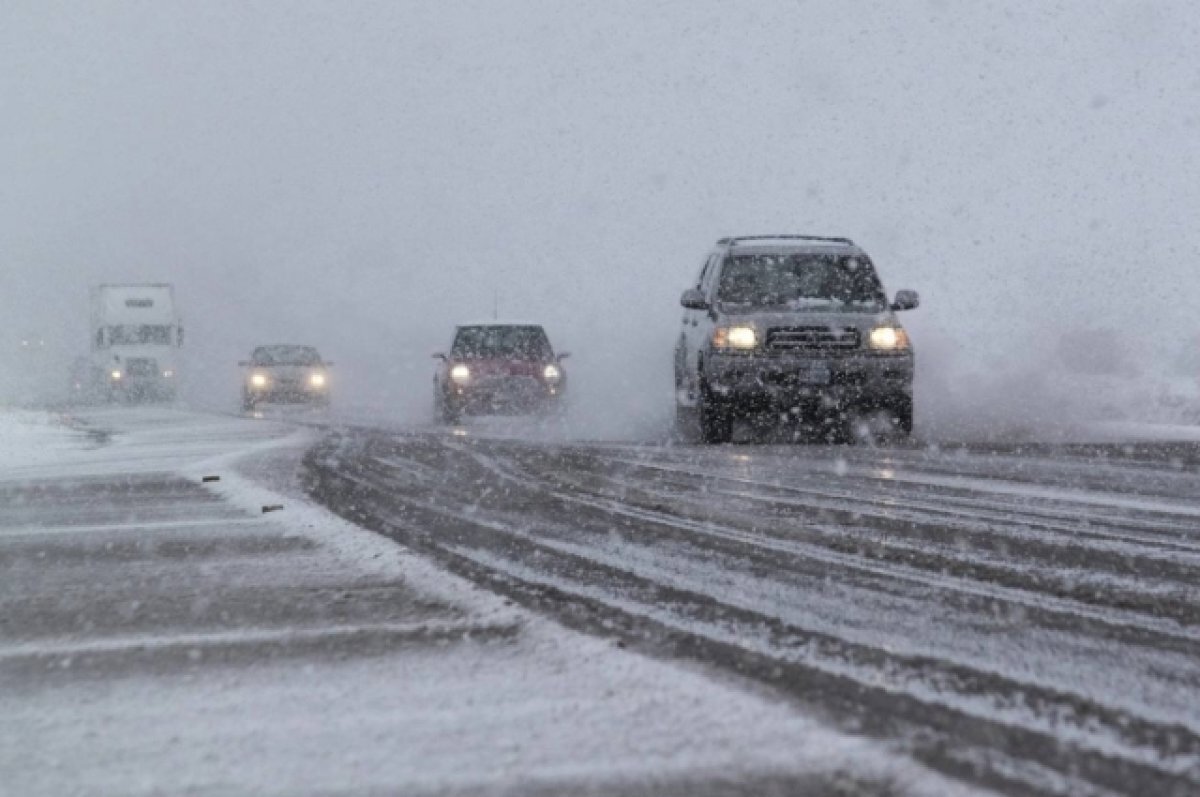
[478,375,539,391]
[766,326,860,351]
[125,358,158,377]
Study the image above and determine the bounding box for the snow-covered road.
[0,408,965,796]
[306,425,1200,796]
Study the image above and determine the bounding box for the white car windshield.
[251,346,322,366]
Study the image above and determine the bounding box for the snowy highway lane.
[305,427,1200,797]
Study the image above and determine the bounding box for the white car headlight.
[309,372,326,388]
[868,326,910,351]
[713,326,757,350]
[110,370,122,381]
[543,364,561,382]
[450,364,471,385]
[250,373,268,387]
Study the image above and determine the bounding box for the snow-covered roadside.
[916,358,1200,444]
[1,407,984,796]
[0,409,89,472]
[0,405,298,483]
[1083,421,1200,443]
[181,428,528,634]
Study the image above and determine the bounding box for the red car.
[433,323,568,423]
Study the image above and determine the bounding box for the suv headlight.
[543,364,561,382]
[712,326,758,350]
[250,372,268,387]
[450,364,471,385]
[309,372,326,388]
[868,326,910,351]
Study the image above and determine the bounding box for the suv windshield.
[452,326,553,361]
[717,254,887,311]
[252,346,322,366]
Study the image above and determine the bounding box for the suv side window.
[695,254,715,290]
[700,252,725,299]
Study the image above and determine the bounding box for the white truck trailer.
[89,284,182,402]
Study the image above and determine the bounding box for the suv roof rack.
[717,235,855,247]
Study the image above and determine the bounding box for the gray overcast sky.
[3,1,1198,427]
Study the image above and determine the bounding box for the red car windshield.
[452,326,553,361]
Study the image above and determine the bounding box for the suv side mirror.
[680,289,709,310]
[891,289,920,311]
[557,352,571,361]
[432,352,447,361]
[238,361,250,367]
[323,361,335,367]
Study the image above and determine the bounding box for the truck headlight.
[713,326,758,350]
[450,364,471,385]
[250,373,268,388]
[543,364,561,382]
[868,326,910,351]
[309,372,326,388]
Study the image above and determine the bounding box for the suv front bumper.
[704,351,912,409]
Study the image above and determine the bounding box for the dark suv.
[434,323,568,423]
[674,236,919,443]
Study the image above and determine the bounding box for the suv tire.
[438,398,461,425]
[886,395,913,436]
[698,389,733,444]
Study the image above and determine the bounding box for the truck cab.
[90,284,182,402]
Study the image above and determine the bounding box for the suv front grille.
[766,326,860,351]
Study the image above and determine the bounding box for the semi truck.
[88,284,182,402]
